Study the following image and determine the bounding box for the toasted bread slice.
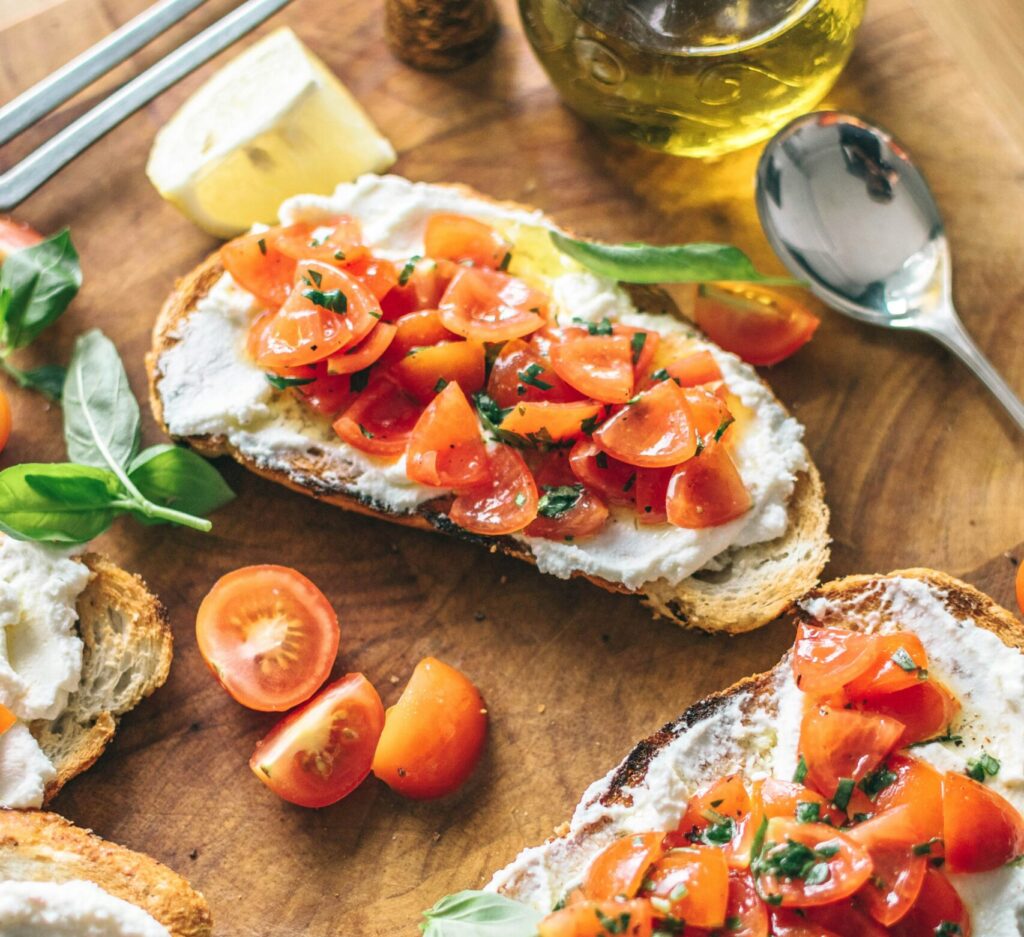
[30,552,172,804]
[0,810,211,936]
[147,180,829,633]
[489,569,1023,909]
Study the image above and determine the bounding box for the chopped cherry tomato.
[549,334,635,405]
[0,216,43,261]
[843,634,929,698]
[380,258,457,320]
[222,230,297,309]
[847,806,927,926]
[289,363,355,415]
[343,254,398,301]
[530,324,588,358]
[0,387,10,454]
[634,468,671,524]
[694,285,820,367]
[666,440,751,528]
[424,214,511,269]
[769,907,843,937]
[682,387,734,439]
[390,340,486,403]
[755,818,873,908]
[890,868,971,937]
[593,380,696,468]
[439,267,546,342]
[379,309,459,367]
[196,565,340,712]
[799,705,905,800]
[773,899,890,937]
[325,322,396,375]
[791,624,877,697]
[0,702,17,736]
[641,845,729,927]
[333,378,424,456]
[250,673,384,808]
[759,779,846,827]
[662,351,724,389]
[273,216,368,265]
[524,451,609,541]
[371,657,487,800]
[611,325,660,383]
[568,440,638,506]
[943,771,1024,872]
[449,445,539,535]
[872,755,945,843]
[671,774,761,868]
[406,383,490,488]
[584,833,665,900]
[486,339,579,406]
[538,899,653,937]
[500,400,604,442]
[854,680,960,747]
[715,872,768,937]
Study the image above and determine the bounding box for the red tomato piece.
[769,907,843,937]
[406,383,490,488]
[530,324,588,358]
[872,755,945,844]
[682,387,734,439]
[593,379,696,468]
[333,378,424,456]
[847,806,927,925]
[549,334,635,405]
[371,657,487,799]
[342,254,398,302]
[538,899,654,937]
[325,321,396,375]
[612,324,660,383]
[424,213,511,269]
[390,340,486,403]
[890,868,971,937]
[0,216,43,261]
[666,440,752,528]
[773,900,891,937]
[196,565,340,712]
[671,774,761,868]
[273,215,368,265]
[222,230,298,309]
[0,703,15,736]
[439,267,546,342]
[799,705,905,800]
[634,468,672,524]
[569,440,638,506]
[378,309,459,367]
[250,673,384,808]
[943,771,1024,872]
[663,350,724,389]
[380,258,458,321]
[499,400,604,443]
[524,451,609,541]
[486,339,579,406]
[449,445,539,535]
[759,779,846,827]
[714,872,768,937]
[584,833,665,901]
[694,285,820,367]
[843,634,929,698]
[641,845,729,928]
[854,680,960,748]
[791,624,877,697]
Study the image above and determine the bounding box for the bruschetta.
[148,174,828,632]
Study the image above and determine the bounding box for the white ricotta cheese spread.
[0,880,169,937]
[156,173,808,590]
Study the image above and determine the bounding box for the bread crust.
[147,184,830,633]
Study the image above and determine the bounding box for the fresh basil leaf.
[550,231,799,285]
[420,891,541,937]
[63,329,140,470]
[21,363,67,400]
[0,462,122,543]
[127,444,234,523]
[0,229,81,350]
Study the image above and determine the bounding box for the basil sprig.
[551,231,800,286]
[0,330,233,543]
[420,891,541,937]
[0,229,82,399]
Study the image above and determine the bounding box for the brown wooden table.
[0,1,1022,933]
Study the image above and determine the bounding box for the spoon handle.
[924,311,1024,434]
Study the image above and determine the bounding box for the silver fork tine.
[0,0,294,212]
[0,0,211,147]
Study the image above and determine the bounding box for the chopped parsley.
[434,377,449,393]
[303,288,347,313]
[966,752,1000,783]
[334,249,346,261]
[622,472,636,493]
[537,484,584,518]
[698,812,735,847]
[580,414,600,435]
[518,362,553,391]
[858,763,897,800]
[793,755,808,784]
[572,316,613,336]
[306,269,323,287]
[594,909,633,935]
[908,727,963,749]
[473,392,511,428]
[595,451,609,469]
[912,837,943,856]
[650,367,669,383]
[358,423,374,439]
[752,836,840,888]
[832,778,855,811]
[891,647,918,671]
[630,331,647,364]
[935,923,962,936]
[498,251,512,271]
[350,368,371,393]
[398,255,421,286]
[795,801,821,824]
[514,492,527,507]
[257,237,267,255]
[265,373,314,390]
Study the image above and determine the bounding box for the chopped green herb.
[358,423,374,439]
[700,813,735,847]
[891,647,919,672]
[303,288,347,313]
[334,249,346,261]
[572,316,613,336]
[308,269,323,287]
[832,778,855,811]
[473,392,512,427]
[434,377,449,393]
[752,837,839,887]
[257,238,267,255]
[858,763,897,800]
[398,255,421,286]
[793,755,808,784]
[795,802,821,824]
[912,837,942,856]
[309,234,328,247]
[669,883,688,903]
[368,309,382,319]
[538,484,584,519]
[650,368,669,383]
[498,251,512,272]
[518,362,553,391]
[630,331,647,364]
[725,915,742,931]
[350,368,371,393]
[595,451,609,469]
[622,472,636,493]
[580,414,600,435]
[935,923,962,936]
[514,492,527,507]
[908,727,963,748]
[966,752,1000,783]
[713,417,735,443]
[595,909,633,935]
[265,373,314,390]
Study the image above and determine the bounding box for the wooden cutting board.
[0,0,1022,933]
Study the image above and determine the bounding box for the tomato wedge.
[343,254,398,301]
[641,845,729,927]
[871,755,945,843]
[424,213,511,269]
[854,680,959,747]
[379,309,459,367]
[671,774,759,868]
[439,267,546,342]
[538,899,654,937]
[773,900,890,937]
[371,657,487,800]
[333,378,424,456]
[325,321,396,375]
[614,325,660,382]
[694,285,820,366]
[499,400,604,443]
[196,565,340,711]
[584,833,665,900]
[593,379,696,468]
[486,339,579,406]
[449,445,538,535]
[568,440,638,505]
[760,779,846,827]
[843,634,928,698]
[634,468,672,524]
[666,440,751,528]
[847,806,927,926]
[249,673,384,808]
[943,771,1024,872]
[222,230,298,309]
[406,383,490,488]
[0,216,43,261]
[549,334,635,405]
[0,702,15,736]
[525,484,609,541]
[390,340,486,403]
[791,624,877,697]
[380,258,457,321]
[273,215,368,265]
[661,350,724,389]
[890,868,971,937]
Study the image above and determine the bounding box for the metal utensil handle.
[0,0,293,212]
[927,309,1024,433]
[0,0,210,147]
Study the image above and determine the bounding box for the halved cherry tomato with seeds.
[221,230,297,309]
[0,217,43,261]
[449,445,538,535]
[683,387,734,439]
[499,400,604,443]
[424,214,511,269]
[538,899,654,937]
[333,378,424,456]
[853,680,959,748]
[943,771,1024,872]
[791,624,877,697]
[487,339,579,406]
[584,833,665,900]
[666,440,751,528]
[523,452,610,541]
[325,322,396,375]
[568,440,637,505]
[250,673,384,808]
[378,309,458,367]
[890,867,971,937]
[390,340,486,403]
[406,383,490,488]
[641,845,729,927]
[550,334,635,405]
[843,634,929,698]
[196,565,340,712]
[439,267,546,342]
[593,379,696,468]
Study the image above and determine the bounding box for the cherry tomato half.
[449,445,539,536]
[439,267,546,343]
[424,214,511,269]
[943,771,1024,872]
[890,868,971,937]
[847,806,927,926]
[538,899,653,937]
[665,439,751,528]
[406,383,490,488]
[584,833,665,901]
[333,378,424,456]
[641,845,729,928]
[0,216,43,262]
[549,334,635,405]
[790,624,877,697]
[593,379,696,468]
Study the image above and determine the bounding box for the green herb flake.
[398,255,421,286]
[832,778,855,811]
[580,414,600,435]
[308,269,323,287]
[302,288,347,314]
[966,752,1000,783]
[793,754,808,784]
[912,837,943,856]
[257,238,267,255]
[350,368,371,393]
[334,249,346,261]
[434,377,449,393]
[622,472,636,493]
[265,373,314,390]
[669,883,688,903]
[650,368,669,383]
[514,492,527,507]
[891,647,919,672]
[630,331,647,364]
[537,484,583,519]
[858,763,898,801]
[795,801,821,824]
[498,251,512,272]
[908,727,963,749]
[358,423,374,439]
[518,362,553,391]
[936,923,962,936]
[572,316,613,336]
[725,915,742,930]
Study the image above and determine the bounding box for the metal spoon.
[755,111,1024,433]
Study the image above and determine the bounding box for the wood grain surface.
[1,0,1023,934]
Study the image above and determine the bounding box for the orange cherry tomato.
[196,565,340,712]
[755,818,873,908]
[500,400,604,443]
[424,213,511,269]
[524,451,609,541]
[890,868,971,937]
[799,705,905,800]
[378,309,459,367]
[872,755,945,843]
[682,387,734,439]
[790,624,877,698]
[333,378,424,456]
[250,673,384,808]
[380,258,458,321]
[325,321,396,375]
[854,679,960,747]
[843,634,929,698]
[222,230,298,309]
[568,440,638,506]
[847,806,927,926]
[449,444,539,535]
[614,325,660,383]
[943,771,1024,872]
[272,215,368,265]
[584,833,665,900]
[390,340,486,403]
[0,387,10,454]
[773,900,890,937]
[439,267,546,342]
[530,324,588,358]
[486,339,580,406]
[641,845,729,928]
[593,379,696,468]
[634,467,671,524]
[759,779,846,827]
[672,774,757,867]
[538,899,654,937]
[0,216,43,261]
[371,657,487,800]
[549,334,635,405]
[694,285,820,367]
[0,703,17,736]
[406,383,490,488]
[666,440,751,528]
[682,872,767,937]
[343,254,399,302]
[662,350,724,389]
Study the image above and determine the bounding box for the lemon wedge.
[146,28,396,237]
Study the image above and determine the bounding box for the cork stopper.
[385,0,499,72]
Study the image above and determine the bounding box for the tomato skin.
[773,900,890,937]
[672,774,758,868]
[449,445,539,535]
[424,214,511,269]
[439,267,546,343]
[333,378,424,456]
[0,387,10,454]
[525,486,608,541]
[390,340,486,403]
[499,400,604,442]
[854,680,959,747]
[847,806,927,926]
[325,321,396,375]
[272,215,367,265]
[593,379,696,468]
[872,755,945,843]
[222,230,297,309]
[661,350,724,389]
[568,440,638,506]
[641,845,729,927]
[250,673,384,808]
[371,657,487,800]
[682,386,734,439]
[549,334,636,405]
[343,254,398,302]
[0,216,43,261]
[633,467,671,524]
[665,440,751,528]
[196,565,340,712]
[890,868,971,937]
[378,309,459,367]
[759,779,846,827]
[538,899,654,937]
[614,325,659,382]
[790,624,876,698]
[843,633,929,698]
[406,383,490,488]
[292,364,355,416]
[942,771,1024,872]
[380,258,457,321]
[486,339,579,406]
[584,833,665,900]
[694,284,820,366]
